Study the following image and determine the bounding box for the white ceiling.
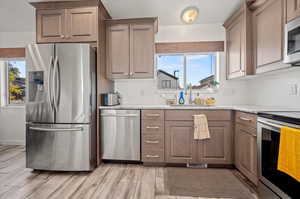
[0,0,243,32]
[102,0,244,25]
[0,0,35,32]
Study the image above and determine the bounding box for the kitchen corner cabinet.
[286,0,300,22]
[223,3,253,79]
[235,112,258,185]
[36,7,97,43]
[106,18,157,79]
[252,0,286,74]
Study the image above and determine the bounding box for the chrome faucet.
[188,84,193,104]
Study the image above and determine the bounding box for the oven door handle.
[258,120,283,130]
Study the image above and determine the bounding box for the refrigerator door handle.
[53,57,61,111]
[29,127,83,132]
[48,56,54,111]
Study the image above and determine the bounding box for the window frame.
[156,52,219,93]
[1,58,26,107]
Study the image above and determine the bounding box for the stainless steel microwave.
[284,17,300,64]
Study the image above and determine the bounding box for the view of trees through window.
[157,54,216,90]
[7,61,26,104]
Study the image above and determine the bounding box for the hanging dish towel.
[277,126,300,182]
[194,114,210,140]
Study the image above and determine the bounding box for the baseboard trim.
[0,140,25,145]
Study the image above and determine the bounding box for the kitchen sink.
[169,104,215,107]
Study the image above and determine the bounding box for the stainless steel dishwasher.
[101,110,140,161]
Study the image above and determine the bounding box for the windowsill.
[157,88,219,94]
[1,105,25,109]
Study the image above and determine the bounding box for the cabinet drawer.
[142,149,164,162]
[165,110,231,121]
[142,120,164,134]
[235,111,257,129]
[142,110,164,121]
[142,134,164,150]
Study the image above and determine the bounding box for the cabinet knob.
[61,35,65,38]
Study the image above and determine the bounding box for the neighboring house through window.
[157,53,217,90]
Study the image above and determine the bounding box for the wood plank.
[0,48,25,58]
[0,146,257,199]
[155,41,224,54]
[70,164,111,198]
[26,173,74,199]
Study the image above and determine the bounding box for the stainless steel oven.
[257,113,300,199]
[284,17,300,64]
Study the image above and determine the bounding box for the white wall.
[114,24,250,106]
[0,31,35,145]
[247,68,300,108]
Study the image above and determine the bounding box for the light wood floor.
[0,145,256,199]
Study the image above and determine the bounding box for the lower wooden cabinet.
[165,121,233,164]
[165,121,198,163]
[199,122,233,164]
[235,123,258,185]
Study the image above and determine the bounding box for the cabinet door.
[106,24,130,79]
[198,122,233,164]
[286,0,300,22]
[165,121,197,163]
[36,9,66,43]
[130,24,154,78]
[235,124,258,185]
[66,7,97,42]
[226,14,244,79]
[253,0,283,73]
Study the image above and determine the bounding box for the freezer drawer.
[101,110,141,161]
[26,123,96,171]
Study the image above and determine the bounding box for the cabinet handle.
[60,35,65,38]
[146,126,159,129]
[145,140,159,144]
[239,117,252,122]
[129,72,133,76]
[146,155,160,158]
[146,114,160,117]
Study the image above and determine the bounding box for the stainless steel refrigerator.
[25,43,96,171]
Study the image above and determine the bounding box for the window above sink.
[156,53,218,91]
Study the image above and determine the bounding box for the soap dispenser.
[178,91,185,104]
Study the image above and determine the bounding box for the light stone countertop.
[99,104,300,114]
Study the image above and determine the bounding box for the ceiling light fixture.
[181,6,199,24]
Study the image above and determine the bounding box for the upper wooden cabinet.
[106,24,130,78]
[106,18,157,79]
[224,3,253,79]
[36,9,66,43]
[286,0,300,22]
[36,7,97,43]
[252,0,287,73]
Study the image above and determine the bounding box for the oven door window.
[288,26,300,55]
[261,128,300,198]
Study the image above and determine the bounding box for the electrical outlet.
[288,83,298,96]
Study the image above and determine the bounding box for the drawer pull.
[146,126,159,129]
[146,155,160,158]
[146,114,160,117]
[145,140,159,144]
[239,117,252,122]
